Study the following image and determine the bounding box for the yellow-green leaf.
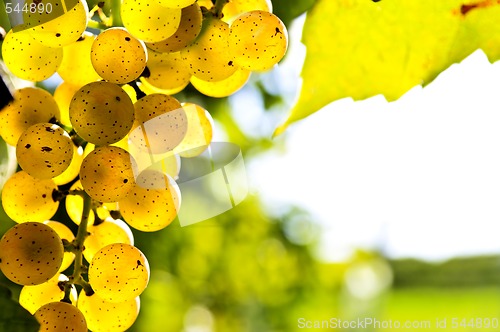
[276,0,500,135]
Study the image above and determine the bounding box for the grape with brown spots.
[34,301,87,332]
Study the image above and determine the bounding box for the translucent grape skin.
[1,171,59,223]
[53,145,85,186]
[221,0,272,23]
[88,243,150,303]
[190,67,251,98]
[174,103,214,158]
[16,123,74,180]
[54,81,80,128]
[43,221,75,272]
[34,301,87,332]
[83,218,134,263]
[155,0,195,8]
[0,222,64,285]
[65,180,110,225]
[143,50,191,91]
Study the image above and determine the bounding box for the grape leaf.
[0,284,39,332]
[275,0,500,134]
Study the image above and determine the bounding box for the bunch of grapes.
[0,0,288,330]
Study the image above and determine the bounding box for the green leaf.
[0,284,39,332]
[276,0,500,134]
[271,0,317,26]
[0,136,17,191]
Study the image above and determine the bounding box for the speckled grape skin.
[16,123,74,180]
[1,30,63,82]
[52,145,84,186]
[89,243,150,303]
[228,10,288,71]
[43,221,75,272]
[1,171,59,223]
[146,3,202,53]
[83,218,134,263]
[0,87,60,146]
[180,18,237,81]
[190,67,251,98]
[222,0,272,23]
[69,81,135,146]
[34,301,87,332]
[121,0,181,43]
[91,28,147,84]
[155,0,195,8]
[79,146,136,203]
[144,50,191,91]
[0,222,63,285]
[174,103,214,157]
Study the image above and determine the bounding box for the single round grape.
[77,291,140,332]
[80,146,136,202]
[43,221,75,272]
[121,0,181,43]
[190,67,250,98]
[83,218,134,263]
[25,0,88,48]
[53,82,80,128]
[0,222,64,285]
[89,243,150,303]
[146,3,202,53]
[180,18,237,81]
[58,32,102,87]
[1,29,63,82]
[222,0,272,23]
[20,274,77,314]
[1,171,59,223]
[91,28,147,84]
[154,0,195,8]
[174,103,214,158]
[34,301,87,332]
[53,145,84,186]
[0,87,60,146]
[228,10,288,71]
[144,50,191,91]
[16,123,74,179]
[69,81,135,145]
[119,169,181,231]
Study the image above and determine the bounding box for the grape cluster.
[0,0,288,330]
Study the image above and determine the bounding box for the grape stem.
[111,0,123,27]
[214,0,229,18]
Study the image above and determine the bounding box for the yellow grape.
[1,29,63,82]
[16,123,74,179]
[174,103,214,157]
[180,18,237,81]
[197,0,213,9]
[143,50,191,91]
[25,0,88,48]
[53,81,80,128]
[83,218,134,263]
[80,146,136,202]
[121,0,181,43]
[65,180,97,226]
[53,145,84,186]
[34,302,87,332]
[147,152,181,180]
[121,84,138,104]
[190,67,250,98]
[0,222,63,285]
[58,32,102,87]
[1,171,59,223]
[0,87,60,146]
[139,77,187,96]
[19,274,77,314]
[77,291,140,332]
[228,10,288,71]
[146,3,202,53]
[88,243,150,303]
[154,0,195,8]
[69,81,135,145]
[43,221,75,272]
[91,27,147,84]
[222,0,272,23]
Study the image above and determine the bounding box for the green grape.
[119,169,181,231]
[80,146,136,202]
[58,32,102,87]
[222,0,272,23]
[54,82,79,128]
[190,67,251,98]
[19,274,77,314]
[129,94,187,154]
[146,3,202,53]
[16,123,74,179]
[180,18,237,81]
[53,145,84,186]
[69,81,135,145]
[121,0,181,43]
[34,301,87,332]
[174,103,214,158]
[143,50,191,91]
[83,218,134,263]
[1,171,59,223]
[91,27,147,84]
[0,222,64,285]
[1,29,63,82]
[77,291,140,332]
[25,0,88,48]
[65,180,98,226]
[228,10,288,71]
[154,0,195,8]
[43,221,75,272]
[88,243,150,303]
[0,87,60,146]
